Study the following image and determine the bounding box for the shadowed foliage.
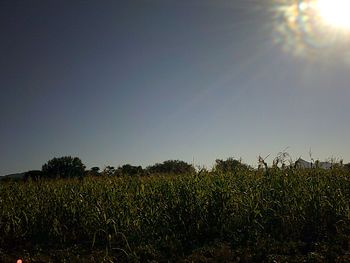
[23,170,43,181]
[214,157,250,173]
[41,156,86,179]
[147,160,195,175]
[101,166,116,177]
[116,164,143,176]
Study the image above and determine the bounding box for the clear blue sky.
[1,0,350,175]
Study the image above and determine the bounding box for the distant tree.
[42,156,86,179]
[101,166,116,176]
[214,158,250,173]
[91,166,100,173]
[147,160,195,175]
[23,170,43,181]
[116,164,143,176]
[86,166,100,177]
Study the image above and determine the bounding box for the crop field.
[1,168,350,262]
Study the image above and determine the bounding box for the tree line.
[22,156,250,181]
[19,155,350,182]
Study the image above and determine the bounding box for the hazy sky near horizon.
[1,0,350,175]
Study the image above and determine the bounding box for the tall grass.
[1,168,350,261]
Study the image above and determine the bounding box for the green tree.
[116,164,143,176]
[214,157,250,173]
[147,160,195,175]
[42,156,86,179]
[86,167,100,177]
[101,166,116,176]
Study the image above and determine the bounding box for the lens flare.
[272,0,350,59]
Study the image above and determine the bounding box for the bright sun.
[315,0,350,29]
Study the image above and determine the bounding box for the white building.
[295,158,334,169]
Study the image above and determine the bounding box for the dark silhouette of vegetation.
[23,170,43,181]
[147,160,195,175]
[0,173,24,183]
[101,166,116,176]
[41,156,86,179]
[12,154,349,185]
[345,163,350,171]
[116,164,143,176]
[86,167,100,177]
[214,157,250,173]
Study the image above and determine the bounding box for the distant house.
[294,158,334,169]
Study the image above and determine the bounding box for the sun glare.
[272,0,350,58]
[316,0,350,29]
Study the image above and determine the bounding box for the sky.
[1,0,350,175]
